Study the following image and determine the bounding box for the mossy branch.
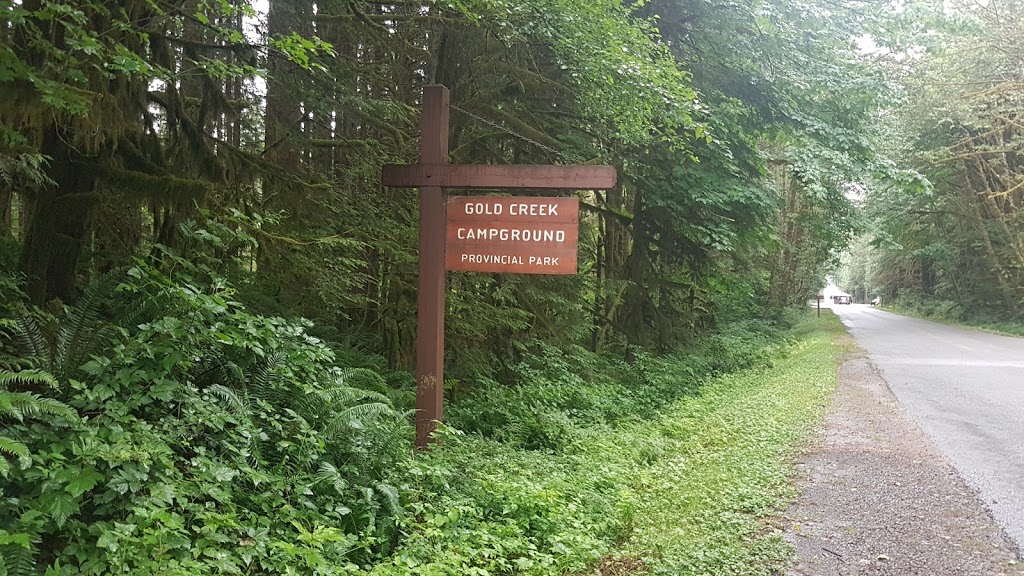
[306,138,381,148]
[104,168,213,203]
[581,200,634,224]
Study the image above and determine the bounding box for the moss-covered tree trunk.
[20,126,97,304]
[258,0,310,294]
[0,183,11,240]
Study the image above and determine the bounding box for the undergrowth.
[1,250,840,575]
[368,313,842,575]
[888,295,1024,337]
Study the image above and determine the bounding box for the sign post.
[414,86,449,452]
[383,85,617,449]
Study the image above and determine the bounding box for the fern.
[206,353,299,471]
[313,461,349,494]
[0,392,74,422]
[307,384,390,411]
[0,369,77,477]
[0,436,30,476]
[208,383,249,415]
[7,272,124,384]
[12,314,47,366]
[0,538,37,576]
[321,402,395,439]
[299,382,397,438]
[0,370,75,423]
[55,272,126,381]
[0,368,57,390]
[245,351,289,406]
[337,367,388,392]
[374,482,401,517]
[207,383,264,467]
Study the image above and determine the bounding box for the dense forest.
[3,0,1013,574]
[840,1,1024,327]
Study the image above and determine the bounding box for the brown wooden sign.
[446,197,579,274]
[380,85,617,448]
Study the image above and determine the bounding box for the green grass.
[609,313,842,574]
[372,313,844,575]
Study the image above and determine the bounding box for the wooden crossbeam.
[382,164,617,190]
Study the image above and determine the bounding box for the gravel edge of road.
[781,330,1023,576]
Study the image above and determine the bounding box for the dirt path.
[782,341,1024,575]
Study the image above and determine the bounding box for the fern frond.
[0,369,58,391]
[246,351,287,404]
[0,436,31,474]
[338,367,388,390]
[0,356,34,371]
[322,403,394,438]
[0,391,77,423]
[296,385,389,425]
[207,384,266,468]
[13,314,47,364]
[208,384,249,415]
[318,385,390,406]
[55,273,121,380]
[375,483,401,516]
[0,539,37,576]
[0,436,30,459]
[116,293,153,331]
[336,402,394,421]
[0,392,25,421]
[224,360,245,384]
[313,461,349,494]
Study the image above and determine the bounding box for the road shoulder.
[782,335,1022,575]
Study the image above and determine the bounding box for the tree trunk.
[20,126,97,304]
[258,0,310,277]
[0,183,11,240]
[969,188,1017,313]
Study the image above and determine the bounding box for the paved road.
[832,304,1024,552]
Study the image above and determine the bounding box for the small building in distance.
[821,281,853,305]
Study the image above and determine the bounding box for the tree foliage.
[856,0,1024,320]
[0,0,887,572]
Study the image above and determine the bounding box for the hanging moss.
[103,168,212,206]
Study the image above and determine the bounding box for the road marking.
[874,357,1024,368]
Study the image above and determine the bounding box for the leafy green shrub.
[0,261,411,575]
[369,429,628,576]
[890,294,1024,336]
[0,368,78,574]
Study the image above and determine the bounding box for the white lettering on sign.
[464,202,504,216]
[456,228,567,242]
[461,202,561,217]
[509,203,559,216]
[529,256,560,266]
[461,254,525,265]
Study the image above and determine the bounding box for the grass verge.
[373,313,843,575]
[607,312,843,574]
